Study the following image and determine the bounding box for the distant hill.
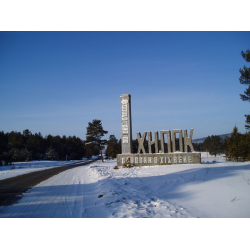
[192,133,231,144]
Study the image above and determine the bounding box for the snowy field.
[0,152,249,218]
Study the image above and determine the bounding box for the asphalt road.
[0,158,100,207]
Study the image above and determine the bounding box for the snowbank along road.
[0,158,100,207]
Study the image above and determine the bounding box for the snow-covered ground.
[0,160,78,180]
[0,153,249,218]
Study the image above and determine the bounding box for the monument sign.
[117,94,201,167]
[120,94,132,154]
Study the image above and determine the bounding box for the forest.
[0,129,86,165]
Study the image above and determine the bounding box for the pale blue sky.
[1,31,249,140]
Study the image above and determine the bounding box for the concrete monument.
[117,94,201,167]
[120,94,132,154]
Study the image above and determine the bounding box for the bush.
[114,165,119,169]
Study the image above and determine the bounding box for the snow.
[0,160,78,180]
[1,153,249,218]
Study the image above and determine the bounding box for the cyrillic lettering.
[184,129,195,152]
[137,132,147,154]
[160,130,171,153]
[172,129,183,152]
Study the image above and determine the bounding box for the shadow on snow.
[0,164,249,218]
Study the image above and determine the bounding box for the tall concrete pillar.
[120,94,132,154]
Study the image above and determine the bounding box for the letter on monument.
[172,129,183,152]
[184,129,195,152]
[148,131,159,153]
[160,130,171,153]
[137,132,147,154]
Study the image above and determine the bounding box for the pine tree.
[8,131,23,149]
[203,136,211,152]
[238,131,250,161]
[239,49,250,129]
[245,132,250,161]
[203,135,224,157]
[45,146,58,160]
[85,119,108,162]
[209,135,224,157]
[23,129,32,147]
[106,135,119,159]
[10,148,21,161]
[0,131,8,159]
[21,147,31,161]
[225,126,242,162]
[84,143,95,159]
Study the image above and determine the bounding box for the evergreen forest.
[0,129,87,165]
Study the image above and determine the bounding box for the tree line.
[194,128,250,161]
[0,119,109,165]
[0,129,86,165]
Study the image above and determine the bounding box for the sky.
[1,31,250,140]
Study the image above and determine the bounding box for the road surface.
[0,158,100,207]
